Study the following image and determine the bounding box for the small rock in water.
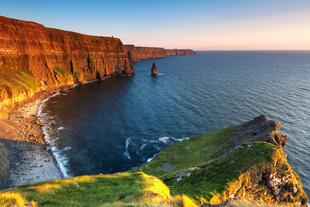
[151,62,158,77]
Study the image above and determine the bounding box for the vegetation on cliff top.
[0,117,307,206]
[139,128,279,202]
[0,172,197,207]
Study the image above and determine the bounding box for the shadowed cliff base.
[0,116,307,207]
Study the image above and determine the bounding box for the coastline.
[0,93,62,188]
[0,78,118,188]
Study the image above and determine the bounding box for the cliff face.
[0,16,134,116]
[125,44,196,61]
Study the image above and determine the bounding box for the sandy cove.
[0,94,62,189]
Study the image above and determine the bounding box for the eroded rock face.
[125,44,196,61]
[220,115,288,155]
[217,149,308,207]
[0,16,134,114]
[235,115,288,147]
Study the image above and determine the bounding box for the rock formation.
[141,115,308,207]
[125,44,196,61]
[151,62,158,76]
[0,16,134,116]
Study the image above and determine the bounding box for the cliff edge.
[0,116,307,207]
[0,16,134,117]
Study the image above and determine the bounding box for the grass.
[168,142,277,201]
[53,67,65,75]
[140,127,235,178]
[139,127,279,203]
[0,69,39,113]
[0,70,38,96]
[0,172,199,207]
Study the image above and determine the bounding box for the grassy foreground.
[0,172,198,207]
[0,117,307,206]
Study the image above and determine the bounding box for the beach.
[0,95,61,188]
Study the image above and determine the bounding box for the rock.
[220,115,289,154]
[151,62,159,77]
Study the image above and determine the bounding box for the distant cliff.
[0,16,134,116]
[125,44,196,61]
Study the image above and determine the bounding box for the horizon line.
[194,49,310,52]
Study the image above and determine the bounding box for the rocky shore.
[0,93,61,188]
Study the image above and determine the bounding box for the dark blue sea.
[39,51,310,195]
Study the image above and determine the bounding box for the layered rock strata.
[0,16,134,116]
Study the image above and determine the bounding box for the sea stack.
[151,62,158,77]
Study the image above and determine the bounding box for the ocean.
[39,51,310,195]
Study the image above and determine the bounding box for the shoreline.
[37,91,71,178]
[0,93,62,188]
[0,78,119,188]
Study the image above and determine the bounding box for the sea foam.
[38,93,71,178]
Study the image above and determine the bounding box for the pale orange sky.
[2,0,310,50]
[122,9,310,50]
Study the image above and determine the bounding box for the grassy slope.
[139,127,278,202]
[168,142,276,201]
[0,68,74,118]
[140,127,236,179]
[0,172,193,207]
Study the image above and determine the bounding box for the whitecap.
[158,136,173,144]
[38,93,71,178]
[62,146,72,152]
[57,126,65,131]
[147,153,157,163]
[140,143,148,150]
[123,138,132,160]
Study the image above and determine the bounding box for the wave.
[158,136,190,144]
[123,136,190,161]
[123,138,132,160]
[147,153,157,163]
[38,93,71,178]
[57,126,65,131]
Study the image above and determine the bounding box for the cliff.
[0,116,307,207]
[0,16,134,117]
[125,44,196,61]
[141,115,308,206]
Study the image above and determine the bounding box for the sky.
[1,0,310,50]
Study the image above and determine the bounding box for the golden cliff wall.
[125,44,196,61]
[0,16,134,116]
